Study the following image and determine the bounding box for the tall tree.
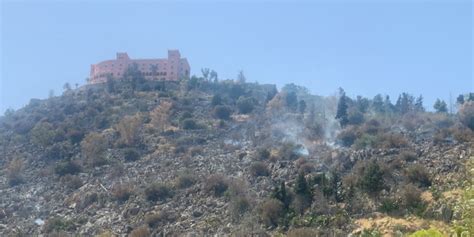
[335,89,349,127]
[237,70,246,84]
[414,95,425,112]
[372,94,385,113]
[434,99,448,113]
[201,68,210,81]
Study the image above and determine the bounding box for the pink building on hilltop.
[89,50,190,84]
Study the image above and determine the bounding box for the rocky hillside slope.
[0,78,473,236]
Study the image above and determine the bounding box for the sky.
[1,0,472,114]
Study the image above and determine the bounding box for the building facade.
[89,50,190,84]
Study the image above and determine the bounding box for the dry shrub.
[287,228,320,237]
[81,132,108,167]
[258,199,284,227]
[399,184,424,211]
[174,172,197,189]
[6,158,23,186]
[405,164,432,187]
[204,174,229,197]
[115,114,142,146]
[112,183,134,202]
[150,101,172,132]
[378,132,408,149]
[398,150,418,162]
[451,123,474,143]
[145,211,175,228]
[459,101,474,130]
[128,225,150,237]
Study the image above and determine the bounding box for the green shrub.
[358,160,385,194]
[353,134,377,149]
[379,198,399,214]
[43,217,75,233]
[123,148,140,162]
[181,118,199,130]
[174,173,197,189]
[409,228,443,237]
[336,127,358,147]
[214,105,232,120]
[55,160,81,176]
[237,96,256,114]
[287,227,320,237]
[112,184,133,202]
[256,148,270,160]
[144,183,172,202]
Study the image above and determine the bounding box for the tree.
[384,95,394,114]
[116,114,142,146]
[106,75,115,93]
[271,181,290,208]
[285,91,298,112]
[210,70,218,83]
[123,63,144,91]
[201,68,210,81]
[414,95,425,112]
[372,94,385,113]
[294,172,312,201]
[298,100,307,114]
[237,70,246,84]
[63,83,71,93]
[356,96,369,113]
[335,90,349,127]
[457,94,465,105]
[237,97,256,114]
[214,105,232,120]
[433,99,448,113]
[30,122,56,148]
[395,93,414,115]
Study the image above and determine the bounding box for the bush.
[116,114,142,146]
[230,196,251,221]
[336,127,358,147]
[256,148,270,160]
[249,162,270,177]
[145,211,175,228]
[353,134,377,149]
[287,228,321,237]
[378,132,408,149]
[459,101,474,130]
[259,199,284,227]
[30,121,56,148]
[237,96,256,114]
[43,217,75,233]
[123,148,140,162]
[204,174,228,196]
[211,94,222,106]
[144,183,172,202]
[357,160,385,194]
[6,158,24,187]
[174,173,197,189]
[379,198,399,214]
[214,105,232,120]
[409,228,443,237]
[181,118,199,130]
[406,164,432,187]
[398,151,417,162]
[400,184,424,211]
[55,160,81,176]
[112,184,133,202]
[81,132,108,167]
[60,175,83,190]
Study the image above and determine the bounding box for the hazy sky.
[1,0,472,114]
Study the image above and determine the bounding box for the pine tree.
[294,172,312,201]
[434,99,448,113]
[414,95,424,112]
[372,94,384,113]
[336,89,349,127]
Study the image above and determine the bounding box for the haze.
[1,0,472,114]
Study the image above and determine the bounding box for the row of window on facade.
[101,63,167,69]
[93,71,168,79]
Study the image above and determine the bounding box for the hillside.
[0,77,473,236]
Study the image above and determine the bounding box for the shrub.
[112,184,133,202]
[259,199,284,227]
[150,101,172,132]
[30,122,56,148]
[60,175,83,190]
[6,158,24,187]
[214,105,232,120]
[378,132,408,149]
[81,132,108,167]
[144,183,172,202]
[123,148,140,162]
[204,174,228,197]
[181,118,199,130]
[55,160,81,176]
[336,127,358,147]
[400,184,424,211]
[174,173,197,189]
[459,101,474,130]
[357,160,385,194]
[116,114,142,146]
[398,151,417,162]
[353,134,377,149]
[129,225,150,237]
[249,162,270,177]
[211,94,222,106]
[66,129,85,144]
[406,164,432,187]
[287,228,321,237]
[379,198,399,214]
[43,217,75,233]
[409,228,443,237]
[230,196,251,221]
[237,96,256,114]
[145,211,175,228]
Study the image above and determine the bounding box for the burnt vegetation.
[0,72,473,236]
